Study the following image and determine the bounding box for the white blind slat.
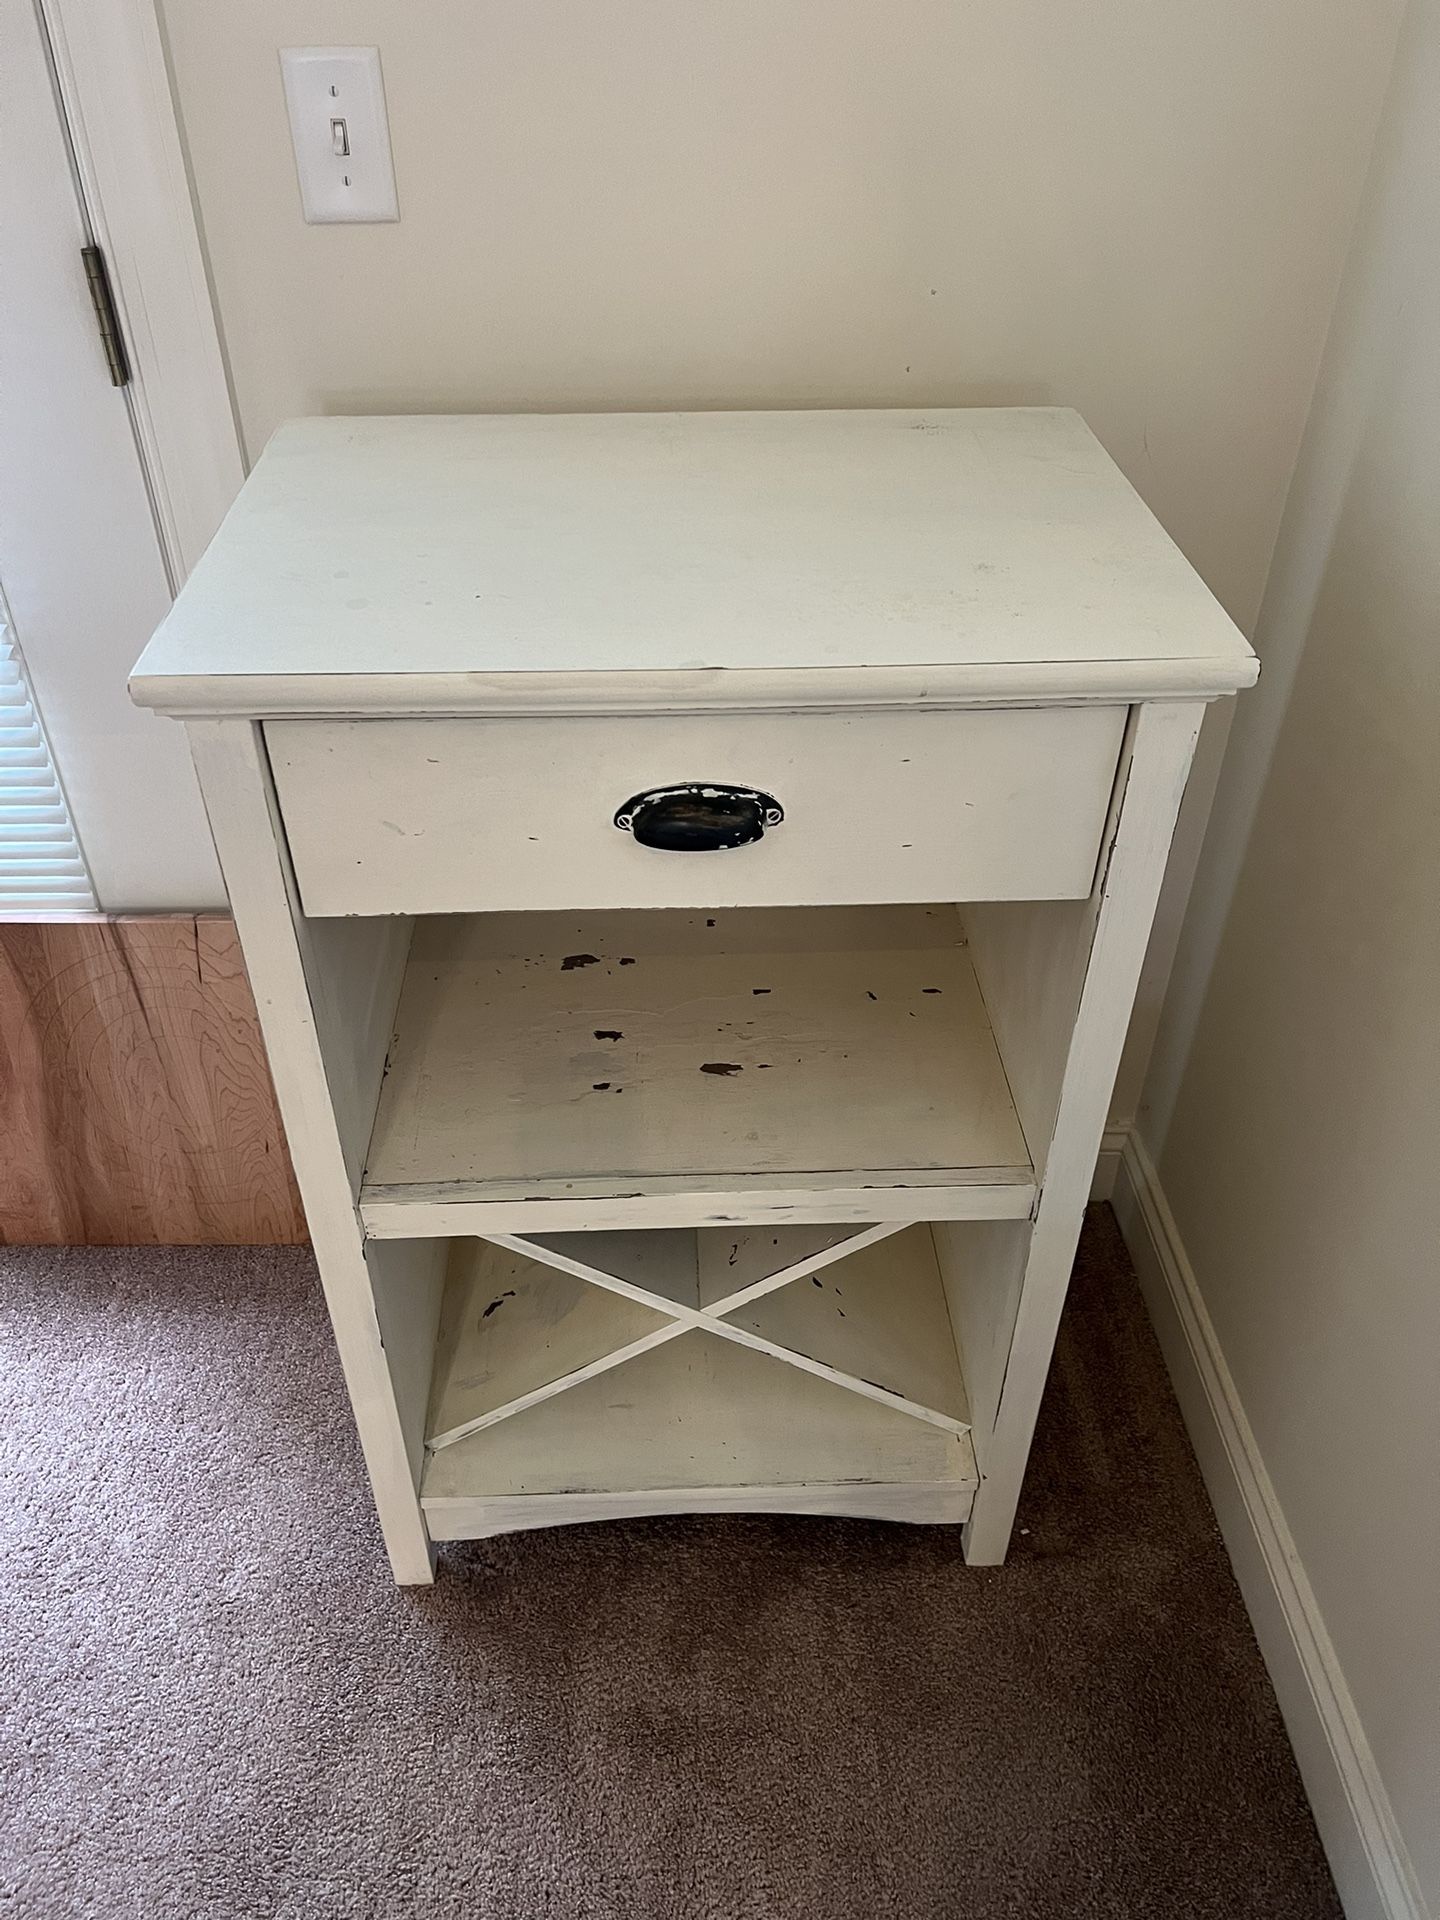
[0,809,72,826]
[0,623,96,914]
[0,765,62,788]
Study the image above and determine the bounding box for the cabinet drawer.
[266,707,1126,917]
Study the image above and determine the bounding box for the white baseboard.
[1110,1129,1428,1920]
[1089,1123,1128,1202]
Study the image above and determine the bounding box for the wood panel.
[0,916,305,1244]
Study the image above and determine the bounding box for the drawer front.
[266,706,1126,917]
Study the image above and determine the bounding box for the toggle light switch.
[280,47,398,225]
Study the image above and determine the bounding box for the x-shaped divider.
[429,1219,972,1452]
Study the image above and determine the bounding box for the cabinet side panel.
[300,915,413,1195]
[184,717,437,1584]
[368,1234,448,1482]
[251,718,412,1195]
[932,1218,1031,1466]
[962,710,1137,1178]
[964,701,1204,1563]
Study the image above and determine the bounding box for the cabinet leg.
[383,1525,438,1587]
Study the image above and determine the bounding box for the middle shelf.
[360,905,1035,1237]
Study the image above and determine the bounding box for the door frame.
[37,0,243,584]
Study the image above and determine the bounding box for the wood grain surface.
[0,917,305,1244]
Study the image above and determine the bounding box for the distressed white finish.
[521,1221,972,1434]
[726,1226,970,1433]
[930,1218,1031,1466]
[427,1240,676,1449]
[514,1229,703,1314]
[695,1221,904,1313]
[183,719,440,1582]
[963,702,1204,1563]
[427,1221,972,1472]
[361,1171,1036,1240]
[511,1222,903,1317]
[140,659,1259,719]
[421,1331,978,1541]
[130,409,1256,713]
[267,705,1124,915]
[302,912,412,1192]
[363,910,1030,1224]
[134,407,1251,1579]
[962,713,1137,1179]
[424,1477,975,1544]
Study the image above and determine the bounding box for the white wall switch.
[280,47,398,225]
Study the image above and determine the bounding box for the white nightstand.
[131,408,1255,1585]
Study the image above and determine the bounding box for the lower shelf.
[420,1330,978,1541]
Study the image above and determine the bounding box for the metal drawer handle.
[613,784,784,852]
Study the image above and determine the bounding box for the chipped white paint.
[421,1331,978,1540]
[696,1221,905,1314]
[183,719,440,1583]
[359,1170,1036,1240]
[265,704,1125,915]
[426,1221,972,1482]
[130,409,1256,712]
[722,1226,972,1433]
[364,909,1030,1213]
[426,1239,679,1450]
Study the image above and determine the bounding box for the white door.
[0,0,222,910]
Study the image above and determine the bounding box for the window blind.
[0,619,95,914]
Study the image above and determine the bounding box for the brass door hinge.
[81,244,130,388]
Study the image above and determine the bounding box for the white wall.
[0,0,1402,915]
[1136,0,1440,1907]
[159,0,1399,638]
[153,0,1403,1037]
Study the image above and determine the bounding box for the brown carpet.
[0,1207,1340,1919]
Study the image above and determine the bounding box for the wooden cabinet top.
[130,408,1256,717]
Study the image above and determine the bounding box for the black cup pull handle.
[614,784,784,852]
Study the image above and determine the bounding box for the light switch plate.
[280,46,398,225]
